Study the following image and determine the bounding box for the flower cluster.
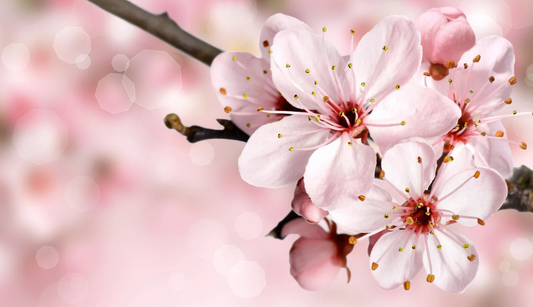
[210,8,529,293]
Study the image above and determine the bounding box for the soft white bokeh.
[235,212,263,240]
[228,261,266,299]
[189,142,215,166]
[53,26,92,64]
[466,15,503,39]
[2,43,31,72]
[499,260,511,272]
[75,55,91,70]
[187,219,228,260]
[112,54,130,72]
[36,246,59,269]
[65,176,100,212]
[95,73,136,114]
[213,245,245,277]
[12,110,68,165]
[57,273,89,304]
[502,270,520,287]
[510,238,532,261]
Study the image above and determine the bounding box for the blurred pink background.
[1,0,533,306]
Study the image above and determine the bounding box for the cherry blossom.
[238,16,461,211]
[292,178,328,224]
[211,14,312,134]
[328,139,507,292]
[423,35,528,178]
[416,7,476,80]
[281,218,355,291]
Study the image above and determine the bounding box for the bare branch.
[88,0,222,66]
[500,165,533,213]
[164,113,249,143]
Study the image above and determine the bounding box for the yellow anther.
[423,72,430,77]
[400,121,406,126]
[312,91,316,96]
[348,141,353,146]
[427,274,435,283]
[509,76,517,85]
[520,142,527,150]
[398,247,403,252]
[395,84,400,90]
[278,134,282,138]
[437,245,442,249]
[481,132,486,136]
[361,82,366,87]
[349,236,357,244]
[286,63,291,68]
[289,147,294,151]
[467,254,476,262]
[474,170,481,178]
[224,106,232,113]
[383,45,388,51]
[489,76,495,83]
[452,214,459,221]
[384,214,389,219]
[406,217,414,225]
[257,107,264,112]
[386,225,391,229]
[393,205,397,210]
[314,80,318,85]
[350,29,355,35]
[263,40,270,47]
[246,76,251,81]
[473,55,481,63]
[371,262,378,270]
[403,281,410,291]
[356,119,361,124]
[243,93,248,99]
[505,98,513,105]
[379,170,385,179]
[348,63,353,68]
[448,79,453,84]
[464,63,468,69]
[513,110,517,115]
[268,50,273,54]
[339,111,345,116]
[294,94,299,99]
[477,218,485,226]
[463,244,470,249]
[323,96,329,103]
[418,203,422,208]
[331,65,337,70]
[266,114,271,118]
[308,116,312,121]
[232,56,237,61]
[220,88,227,95]
[405,188,410,193]
[429,222,435,227]
[448,156,454,162]
[495,130,504,137]
[446,60,456,69]
[469,89,474,94]
[358,195,366,201]
[430,230,434,234]
[352,108,357,113]
[418,156,422,164]
[246,123,251,127]
[370,98,375,103]
[322,27,327,32]
[425,212,430,216]
[263,70,268,74]
[464,98,471,104]
[305,69,310,74]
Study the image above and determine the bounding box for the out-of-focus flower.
[281,218,355,291]
[211,14,312,134]
[423,36,528,178]
[239,16,460,212]
[292,178,328,224]
[417,7,476,80]
[329,139,507,292]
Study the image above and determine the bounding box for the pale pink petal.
[433,142,475,188]
[259,14,313,60]
[238,115,330,188]
[292,179,328,224]
[366,87,461,152]
[289,238,342,291]
[424,231,478,293]
[434,167,507,227]
[211,51,281,133]
[452,36,515,112]
[370,230,424,290]
[304,134,376,210]
[281,218,328,239]
[368,229,389,256]
[470,121,513,178]
[351,16,422,103]
[381,139,437,197]
[329,181,394,233]
[270,30,345,110]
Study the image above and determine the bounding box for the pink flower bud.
[292,178,328,224]
[417,7,476,66]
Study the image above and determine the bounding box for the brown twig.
[88,0,222,66]
[500,165,533,213]
[164,113,249,143]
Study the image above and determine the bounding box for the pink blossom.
[417,7,475,80]
[211,14,313,134]
[239,16,461,211]
[292,178,328,223]
[329,139,507,292]
[423,35,527,178]
[281,218,354,291]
